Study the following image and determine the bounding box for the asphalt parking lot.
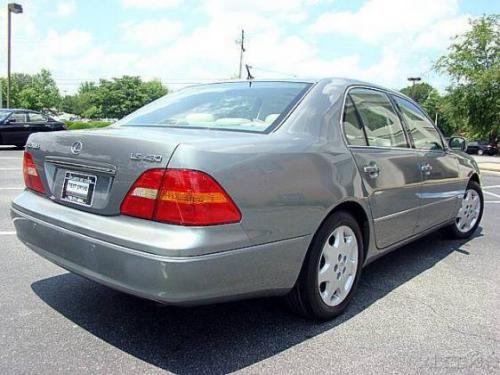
[0,145,499,374]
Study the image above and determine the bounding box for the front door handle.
[363,163,380,178]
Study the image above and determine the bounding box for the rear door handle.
[421,163,433,175]
[363,163,380,178]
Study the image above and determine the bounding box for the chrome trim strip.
[417,190,465,199]
[373,195,461,222]
[45,158,116,175]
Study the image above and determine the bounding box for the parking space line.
[485,201,500,204]
[0,187,23,190]
[0,168,22,171]
[484,185,500,189]
[483,191,500,199]
[0,157,22,160]
[0,231,16,236]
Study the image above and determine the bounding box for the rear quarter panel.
[168,135,368,246]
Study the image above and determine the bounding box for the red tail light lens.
[23,152,45,193]
[155,169,241,225]
[121,169,241,226]
[120,169,165,220]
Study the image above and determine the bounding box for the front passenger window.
[394,97,444,151]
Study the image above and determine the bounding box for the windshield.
[116,81,312,133]
[0,110,12,122]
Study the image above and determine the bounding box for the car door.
[1,112,29,145]
[392,96,462,231]
[344,88,422,249]
[27,112,50,134]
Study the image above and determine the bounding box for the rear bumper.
[11,192,310,305]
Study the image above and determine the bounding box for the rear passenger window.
[343,95,367,146]
[349,89,408,148]
[10,113,26,123]
[393,96,444,151]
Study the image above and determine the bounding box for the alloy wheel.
[456,188,481,233]
[317,225,359,307]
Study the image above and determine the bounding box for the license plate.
[61,172,97,206]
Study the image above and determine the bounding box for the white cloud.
[414,16,471,49]
[121,0,180,9]
[43,30,93,57]
[55,1,76,18]
[122,20,183,47]
[309,0,460,42]
[0,0,472,95]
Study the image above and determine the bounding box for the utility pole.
[7,3,24,108]
[236,29,245,79]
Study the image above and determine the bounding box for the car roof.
[0,108,41,113]
[189,77,412,100]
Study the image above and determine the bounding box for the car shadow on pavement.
[31,229,482,374]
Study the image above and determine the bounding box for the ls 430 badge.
[130,153,163,163]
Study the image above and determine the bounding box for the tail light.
[23,152,45,193]
[121,169,241,226]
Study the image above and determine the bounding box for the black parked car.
[0,109,66,148]
[466,140,498,156]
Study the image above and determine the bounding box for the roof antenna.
[245,64,254,80]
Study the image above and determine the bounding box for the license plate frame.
[61,171,97,207]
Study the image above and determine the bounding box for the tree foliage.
[62,76,168,119]
[0,69,60,111]
[434,14,500,141]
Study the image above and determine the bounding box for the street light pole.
[7,3,23,108]
[407,76,421,100]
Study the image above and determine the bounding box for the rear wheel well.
[469,173,480,186]
[322,201,370,262]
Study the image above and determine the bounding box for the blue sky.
[0,0,498,93]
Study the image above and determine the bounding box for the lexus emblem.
[71,141,83,155]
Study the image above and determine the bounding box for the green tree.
[400,82,435,103]
[399,82,454,135]
[0,69,60,110]
[434,14,500,141]
[79,76,168,119]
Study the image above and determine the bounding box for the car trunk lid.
[28,126,178,215]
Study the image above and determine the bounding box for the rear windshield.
[116,81,312,133]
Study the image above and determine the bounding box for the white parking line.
[0,157,22,160]
[483,191,500,199]
[0,187,23,190]
[0,231,16,236]
[485,201,500,203]
[0,168,21,171]
[483,185,500,189]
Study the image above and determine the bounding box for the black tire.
[442,180,483,239]
[285,211,364,320]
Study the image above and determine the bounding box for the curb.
[478,163,500,173]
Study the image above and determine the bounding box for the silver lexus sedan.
[11,78,483,320]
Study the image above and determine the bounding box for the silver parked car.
[11,79,483,320]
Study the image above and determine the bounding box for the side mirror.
[7,118,16,123]
[449,136,467,152]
